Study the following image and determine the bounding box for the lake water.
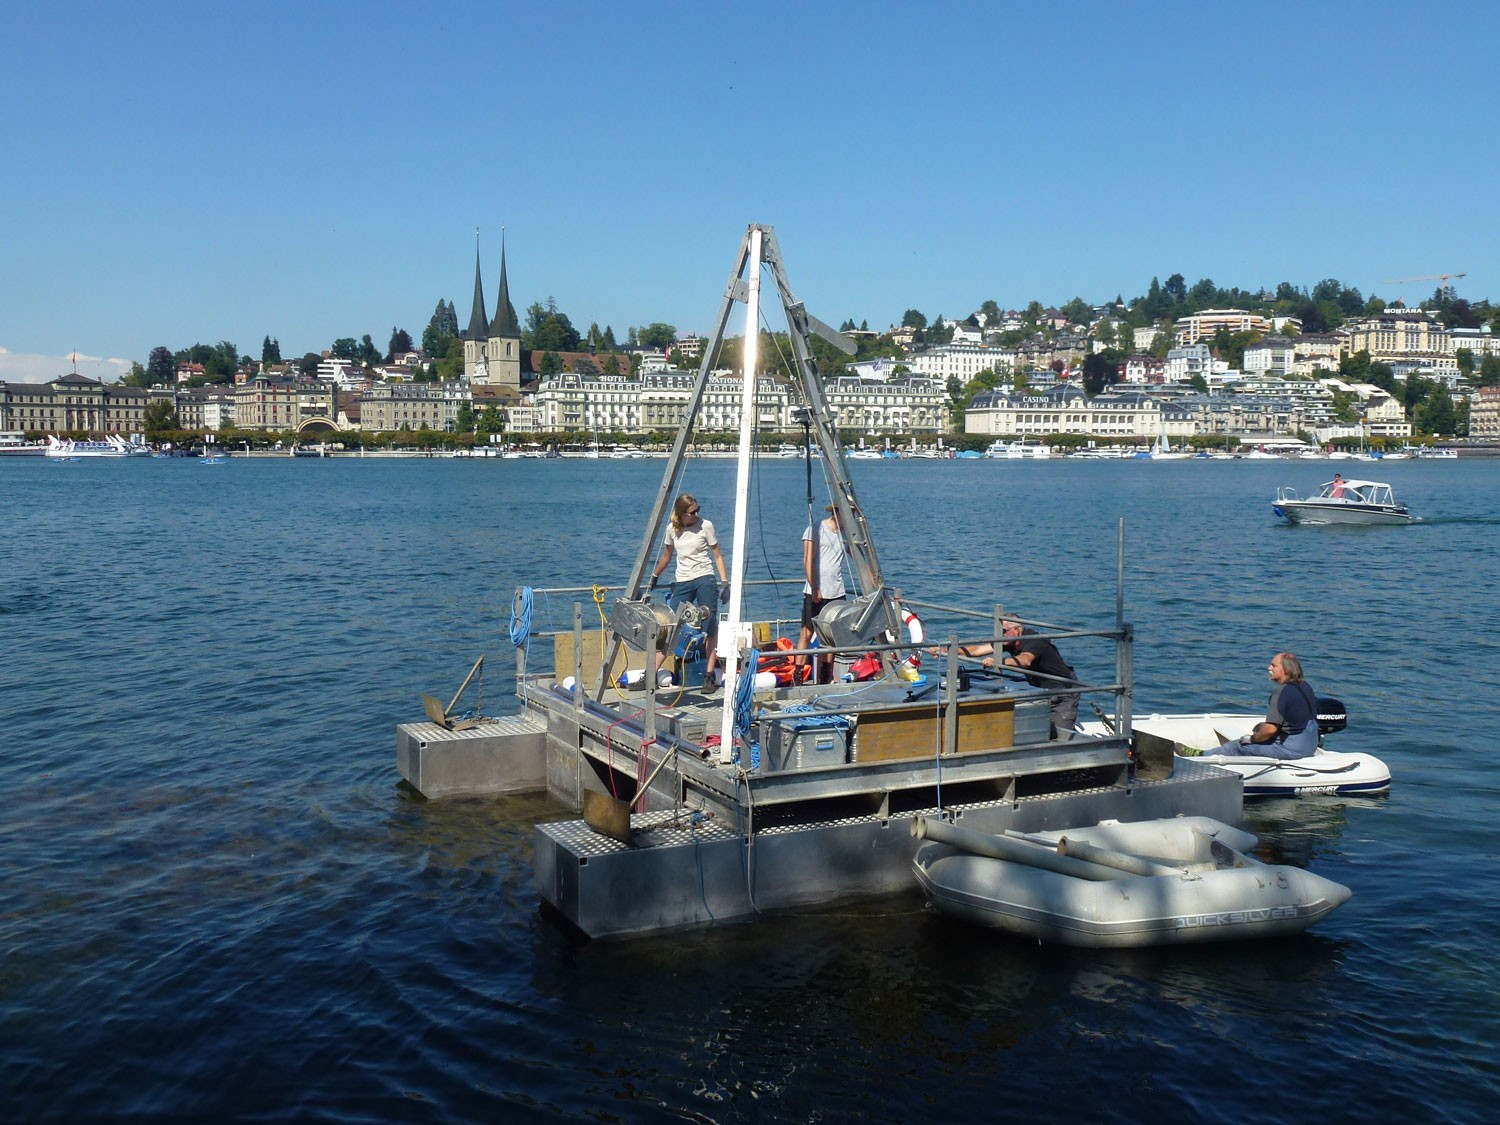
[3,453,1498,1122]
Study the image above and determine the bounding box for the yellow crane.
[1382,272,1467,301]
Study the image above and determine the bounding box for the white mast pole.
[718,226,763,761]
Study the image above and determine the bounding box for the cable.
[509,586,533,647]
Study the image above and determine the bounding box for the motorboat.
[1273,478,1414,525]
[911,814,1351,947]
[1080,709,1392,797]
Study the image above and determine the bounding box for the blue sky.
[4,0,1496,383]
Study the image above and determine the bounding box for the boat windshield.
[1316,479,1396,504]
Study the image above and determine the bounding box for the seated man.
[1214,651,1319,760]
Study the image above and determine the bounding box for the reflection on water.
[2,456,1498,1120]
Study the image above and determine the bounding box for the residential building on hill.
[1344,311,1455,373]
[1173,309,1272,346]
[1469,386,1500,438]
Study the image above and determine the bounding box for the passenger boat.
[0,431,46,457]
[985,438,1052,459]
[396,225,1243,938]
[1080,708,1392,797]
[1273,478,1414,525]
[44,435,149,458]
[911,814,1351,947]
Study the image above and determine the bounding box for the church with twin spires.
[462,232,522,391]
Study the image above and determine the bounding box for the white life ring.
[901,607,925,666]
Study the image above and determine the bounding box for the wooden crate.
[854,698,1017,762]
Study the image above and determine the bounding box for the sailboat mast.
[717,227,763,759]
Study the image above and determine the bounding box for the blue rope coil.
[509,586,533,648]
[734,650,758,743]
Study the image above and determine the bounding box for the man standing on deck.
[948,619,1078,740]
[796,505,846,684]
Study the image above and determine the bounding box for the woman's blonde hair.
[670,493,698,534]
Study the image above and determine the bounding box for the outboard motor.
[1315,697,1347,744]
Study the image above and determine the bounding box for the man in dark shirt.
[951,619,1079,740]
[1214,652,1319,760]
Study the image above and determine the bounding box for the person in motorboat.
[796,504,846,684]
[648,493,729,689]
[941,618,1079,740]
[1329,473,1346,498]
[1208,651,1319,759]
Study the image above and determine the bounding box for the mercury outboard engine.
[1315,697,1347,745]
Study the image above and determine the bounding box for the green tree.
[453,403,476,434]
[261,336,282,364]
[638,322,677,350]
[524,299,581,352]
[387,327,413,360]
[121,361,150,387]
[1189,373,1210,393]
[422,300,457,357]
[147,345,175,385]
[539,350,563,377]
[357,335,381,366]
[1415,386,1456,434]
[144,399,180,431]
[1062,297,1091,325]
[1477,353,1500,387]
[901,309,928,330]
[296,353,321,377]
[979,299,1001,324]
[1081,353,1115,396]
[1456,347,1475,379]
[331,338,358,360]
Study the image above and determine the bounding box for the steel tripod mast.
[600,225,902,730]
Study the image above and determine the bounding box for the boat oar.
[912,816,1129,881]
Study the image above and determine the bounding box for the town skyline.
[5,2,1498,384]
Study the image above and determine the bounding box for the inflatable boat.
[912,815,1351,948]
[1079,706,1392,798]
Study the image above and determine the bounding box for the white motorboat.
[912,814,1351,948]
[1273,478,1414,525]
[1080,710,1392,798]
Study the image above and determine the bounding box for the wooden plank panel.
[854,699,1017,761]
[554,629,634,688]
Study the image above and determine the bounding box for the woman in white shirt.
[649,493,728,689]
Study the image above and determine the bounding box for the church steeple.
[465,228,489,340]
[490,229,520,339]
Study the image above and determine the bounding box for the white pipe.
[718,227,762,762]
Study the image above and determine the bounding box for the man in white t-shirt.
[797,505,846,683]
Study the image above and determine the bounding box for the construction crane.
[1382,272,1467,301]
